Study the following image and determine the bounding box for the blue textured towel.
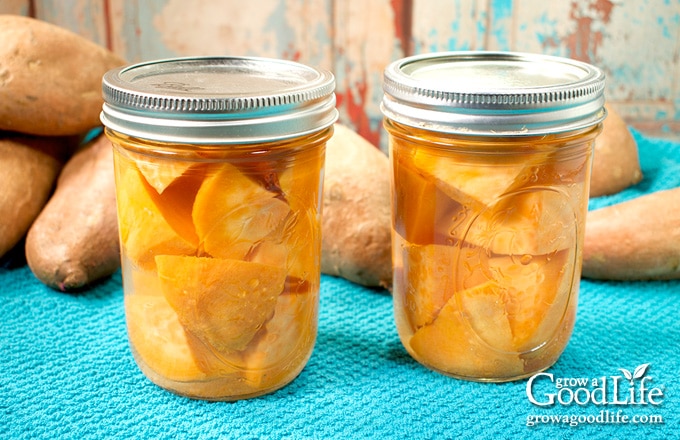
[1,130,679,439]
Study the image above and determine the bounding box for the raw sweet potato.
[25,134,120,291]
[582,186,680,280]
[0,134,72,258]
[589,104,643,197]
[0,15,126,135]
[321,124,392,288]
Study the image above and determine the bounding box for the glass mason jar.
[101,57,337,400]
[381,52,606,382]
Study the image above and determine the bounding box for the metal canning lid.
[382,51,606,136]
[101,56,338,144]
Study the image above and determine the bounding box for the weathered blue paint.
[119,0,178,62]
[8,0,680,141]
[489,0,511,50]
[34,0,108,46]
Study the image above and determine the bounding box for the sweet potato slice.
[482,250,573,351]
[115,161,196,269]
[240,292,314,387]
[156,255,287,354]
[410,148,529,208]
[409,281,523,378]
[193,163,290,260]
[125,293,236,382]
[462,189,577,256]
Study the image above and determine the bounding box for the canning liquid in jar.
[381,52,606,382]
[101,57,337,400]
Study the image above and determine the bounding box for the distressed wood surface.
[2,0,679,144]
[334,0,406,149]
[0,0,29,15]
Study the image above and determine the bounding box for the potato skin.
[321,124,392,289]
[582,187,680,280]
[26,134,120,291]
[0,134,71,258]
[0,15,126,136]
[589,104,643,197]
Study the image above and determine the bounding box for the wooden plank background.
[2,0,679,148]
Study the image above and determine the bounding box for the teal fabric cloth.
[1,130,679,439]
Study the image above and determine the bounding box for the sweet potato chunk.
[193,163,290,259]
[409,281,522,378]
[115,163,196,269]
[240,292,314,387]
[125,293,234,382]
[156,255,287,354]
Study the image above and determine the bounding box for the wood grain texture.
[334,0,406,149]
[12,0,680,144]
[511,0,680,135]
[0,0,30,15]
[412,0,488,53]
[32,0,109,46]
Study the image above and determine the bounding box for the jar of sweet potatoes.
[101,57,337,400]
[381,51,606,382]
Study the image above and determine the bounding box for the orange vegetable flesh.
[156,255,286,354]
[392,153,466,245]
[111,133,325,399]
[119,147,195,194]
[410,147,534,207]
[240,292,317,389]
[145,165,207,247]
[193,162,291,260]
[125,293,237,383]
[247,208,320,287]
[408,281,523,379]
[114,160,197,270]
[389,124,594,380]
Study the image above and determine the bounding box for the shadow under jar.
[381,51,606,382]
[101,56,337,400]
